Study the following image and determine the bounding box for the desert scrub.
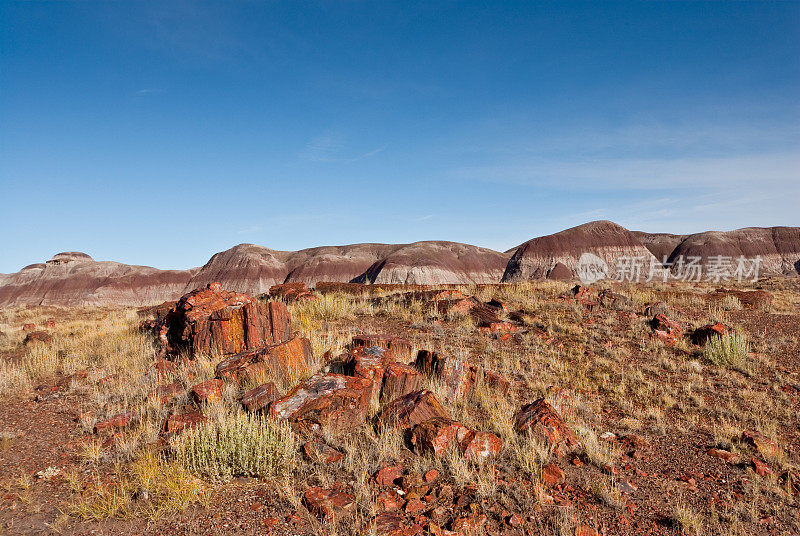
[70,450,207,520]
[172,413,296,481]
[702,332,749,370]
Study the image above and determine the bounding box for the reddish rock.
[302,440,344,464]
[458,429,503,461]
[575,526,599,536]
[348,345,390,403]
[452,514,487,534]
[22,323,35,331]
[157,283,292,357]
[163,411,206,434]
[691,323,731,345]
[405,497,426,515]
[442,296,481,315]
[751,458,773,477]
[436,356,473,399]
[376,489,405,512]
[240,382,279,412]
[411,418,467,456]
[424,469,439,483]
[375,465,403,487]
[23,330,52,345]
[303,486,355,520]
[352,334,413,361]
[382,362,422,402]
[404,289,466,303]
[269,373,373,433]
[541,464,565,485]
[413,350,440,375]
[651,313,683,335]
[741,430,778,457]
[413,351,510,399]
[378,390,450,429]
[372,512,408,535]
[707,448,741,464]
[149,359,177,379]
[149,382,185,406]
[216,336,312,384]
[191,379,224,405]
[481,369,511,394]
[507,513,524,527]
[514,398,578,453]
[651,329,679,346]
[94,411,136,433]
[268,282,316,303]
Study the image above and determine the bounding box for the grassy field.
[0,279,798,535]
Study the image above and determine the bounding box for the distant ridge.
[1,222,798,306]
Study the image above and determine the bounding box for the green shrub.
[171,413,296,481]
[702,332,749,369]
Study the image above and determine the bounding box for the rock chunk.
[163,411,206,434]
[378,389,450,429]
[155,283,292,357]
[216,336,312,384]
[302,440,344,464]
[269,373,373,433]
[514,398,578,454]
[268,282,316,303]
[458,429,503,461]
[241,382,279,412]
[411,418,467,456]
[94,411,136,433]
[23,331,52,345]
[381,362,422,402]
[303,486,355,520]
[413,351,510,399]
[191,378,224,405]
[650,313,684,346]
[352,334,413,362]
[691,323,731,345]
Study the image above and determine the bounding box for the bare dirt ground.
[1,279,798,536]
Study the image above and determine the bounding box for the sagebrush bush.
[171,413,296,481]
[702,332,749,369]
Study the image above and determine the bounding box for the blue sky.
[1,1,798,272]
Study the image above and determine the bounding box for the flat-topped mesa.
[160,282,292,357]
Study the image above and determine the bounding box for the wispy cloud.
[451,151,800,191]
[236,225,263,235]
[299,132,388,163]
[135,88,164,96]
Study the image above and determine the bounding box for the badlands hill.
[2,223,798,306]
[0,242,510,307]
[501,221,657,282]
